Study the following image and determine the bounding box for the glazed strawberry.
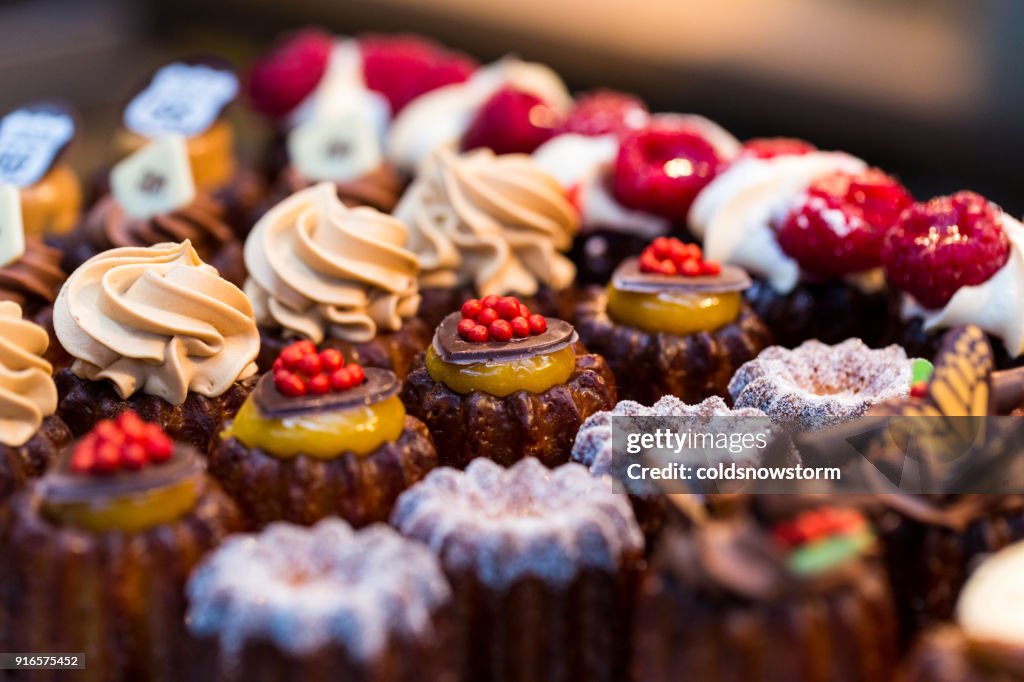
[360,35,476,115]
[776,169,913,277]
[461,87,563,155]
[882,191,1010,309]
[560,90,649,138]
[247,28,334,118]
[613,120,723,222]
[741,138,816,160]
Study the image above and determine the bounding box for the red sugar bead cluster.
[71,411,174,475]
[639,237,722,277]
[273,340,365,397]
[458,295,547,343]
[773,507,867,548]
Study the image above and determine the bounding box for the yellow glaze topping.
[19,164,82,237]
[42,475,200,533]
[606,284,741,336]
[425,344,575,397]
[225,395,406,460]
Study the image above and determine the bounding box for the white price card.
[124,62,239,138]
[0,184,26,267]
[111,135,196,220]
[0,105,74,188]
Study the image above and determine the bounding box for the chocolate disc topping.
[255,367,401,418]
[612,256,751,294]
[433,312,577,364]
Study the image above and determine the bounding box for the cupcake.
[633,507,899,682]
[0,103,83,238]
[392,458,644,682]
[0,302,72,502]
[0,234,68,368]
[210,340,438,528]
[401,296,616,468]
[728,338,912,433]
[0,413,242,681]
[114,60,266,236]
[576,237,771,404]
[900,542,1024,682]
[882,191,1024,368]
[689,142,913,347]
[186,518,455,682]
[393,146,580,326]
[53,240,260,452]
[386,56,571,175]
[534,108,742,284]
[63,136,247,286]
[245,182,430,377]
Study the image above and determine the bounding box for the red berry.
[308,374,331,395]
[275,370,307,397]
[247,29,334,118]
[331,367,356,391]
[659,260,678,276]
[94,420,123,446]
[273,356,285,372]
[466,324,490,343]
[94,443,121,474]
[741,137,816,160]
[511,316,531,337]
[700,260,722,276]
[360,34,476,115]
[71,448,96,474]
[298,353,323,377]
[461,87,562,155]
[143,424,173,462]
[489,319,513,342]
[882,191,1009,309]
[121,444,148,470]
[319,348,344,373]
[680,259,700,276]
[480,294,500,309]
[279,345,305,371]
[777,169,914,277]
[560,89,649,138]
[476,307,499,326]
[348,364,365,385]
[495,296,521,321]
[294,340,317,355]
[518,303,531,318]
[457,317,477,340]
[461,298,483,319]
[528,314,547,335]
[613,120,723,221]
[651,236,672,259]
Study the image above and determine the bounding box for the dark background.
[1,0,1021,213]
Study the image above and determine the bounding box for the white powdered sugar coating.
[572,395,774,478]
[186,519,451,661]
[391,458,643,589]
[729,339,910,433]
[957,541,1024,648]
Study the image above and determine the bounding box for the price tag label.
[0,184,26,267]
[288,108,382,183]
[110,135,196,219]
[124,62,239,138]
[0,105,74,188]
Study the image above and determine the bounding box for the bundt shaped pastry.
[211,343,438,528]
[186,519,455,682]
[0,237,68,367]
[688,147,911,348]
[634,508,899,682]
[61,193,247,287]
[401,305,616,468]
[574,240,771,404]
[0,415,243,682]
[53,241,259,452]
[392,146,579,327]
[729,338,911,433]
[245,183,430,377]
[898,542,1024,682]
[277,162,405,214]
[391,458,644,682]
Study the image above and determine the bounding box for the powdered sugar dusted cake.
[391,458,643,588]
[186,518,451,661]
[729,338,910,432]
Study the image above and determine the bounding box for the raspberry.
[247,29,334,118]
[528,314,547,335]
[461,298,483,319]
[360,35,476,115]
[776,169,913,277]
[613,120,723,222]
[560,90,649,138]
[511,316,531,337]
[882,191,1010,309]
[741,138,816,160]
[461,87,562,155]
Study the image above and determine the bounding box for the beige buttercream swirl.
[244,183,421,344]
[393,146,578,297]
[0,301,57,447]
[54,241,259,405]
